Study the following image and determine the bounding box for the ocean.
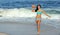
[0,1,60,24]
[0,1,60,16]
[0,1,60,25]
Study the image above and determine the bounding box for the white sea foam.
[0,8,60,28]
[0,8,60,19]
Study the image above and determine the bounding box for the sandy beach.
[0,17,60,35]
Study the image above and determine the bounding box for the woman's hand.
[32,4,36,12]
[32,4,36,8]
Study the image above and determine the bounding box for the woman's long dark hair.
[35,4,41,12]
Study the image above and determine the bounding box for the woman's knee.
[38,20,41,23]
[36,20,38,23]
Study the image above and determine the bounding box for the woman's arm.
[32,4,36,12]
[42,10,51,18]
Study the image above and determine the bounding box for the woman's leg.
[37,20,41,34]
[36,20,38,24]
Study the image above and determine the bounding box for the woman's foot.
[37,32,40,34]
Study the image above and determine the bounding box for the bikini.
[36,11,42,20]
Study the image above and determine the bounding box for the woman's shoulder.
[40,9,44,12]
[40,9,43,11]
[37,9,43,12]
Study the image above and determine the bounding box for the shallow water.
[0,22,59,35]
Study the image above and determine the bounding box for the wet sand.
[0,21,60,35]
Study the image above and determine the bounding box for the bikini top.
[37,11,42,15]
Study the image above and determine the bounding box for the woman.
[32,4,51,34]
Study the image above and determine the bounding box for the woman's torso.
[36,10,42,18]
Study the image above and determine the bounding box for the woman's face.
[38,6,40,9]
